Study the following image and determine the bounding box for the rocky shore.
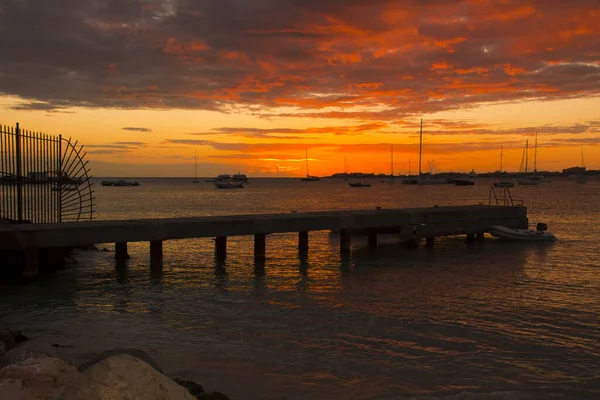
[0,328,230,400]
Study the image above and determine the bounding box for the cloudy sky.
[1,0,598,176]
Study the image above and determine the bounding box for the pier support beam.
[115,242,130,260]
[215,236,227,260]
[298,231,309,251]
[254,234,266,260]
[476,232,485,241]
[368,231,378,248]
[426,237,435,247]
[340,229,352,254]
[466,233,475,242]
[22,248,39,278]
[150,240,163,266]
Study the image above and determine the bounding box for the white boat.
[215,181,244,189]
[489,223,557,241]
[403,119,447,185]
[493,146,514,188]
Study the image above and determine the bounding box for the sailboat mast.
[500,145,503,173]
[533,132,538,173]
[419,119,423,176]
[408,158,411,176]
[581,146,585,168]
[305,148,310,177]
[525,140,529,174]
[194,151,197,180]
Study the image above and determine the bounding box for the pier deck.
[0,205,528,277]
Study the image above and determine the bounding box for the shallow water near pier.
[2,177,600,399]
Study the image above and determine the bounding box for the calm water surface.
[2,178,599,399]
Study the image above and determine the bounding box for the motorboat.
[215,181,244,189]
[349,181,371,187]
[494,181,515,188]
[206,174,231,183]
[489,222,557,241]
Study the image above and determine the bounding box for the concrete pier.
[0,205,528,276]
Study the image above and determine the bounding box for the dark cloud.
[0,0,598,116]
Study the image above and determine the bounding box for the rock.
[0,330,16,351]
[173,378,204,398]
[6,338,63,365]
[59,354,196,400]
[78,348,162,373]
[0,343,6,369]
[0,378,24,398]
[0,329,29,351]
[199,392,230,400]
[0,356,80,400]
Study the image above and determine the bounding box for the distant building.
[562,166,586,176]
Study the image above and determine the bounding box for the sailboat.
[414,119,446,185]
[494,145,514,188]
[517,138,538,185]
[301,149,320,181]
[575,146,586,184]
[386,145,396,184]
[193,151,200,183]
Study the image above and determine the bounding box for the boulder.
[0,356,80,400]
[78,348,163,373]
[58,354,196,400]
[0,329,29,352]
[6,339,64,365]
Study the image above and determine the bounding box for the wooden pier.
[0,205,528,277]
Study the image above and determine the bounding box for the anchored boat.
[489,222,557,241]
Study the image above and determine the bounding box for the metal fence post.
[15,122,23,222]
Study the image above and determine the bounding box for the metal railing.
[1,123,94,223]
[489,186,523,207]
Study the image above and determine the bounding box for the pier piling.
[215,236,227,260]
[476,232,485,241]
[150,240,163,265]
[115,242,130,260]
[254,234,266,260]
[426,237,435,247]
[298,231,309,251]
[466,233,476,242]
[340,229,352,254]
[368,231,378,248]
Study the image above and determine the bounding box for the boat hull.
[349,182,371,187]
[494,182,515,188]
[489,225,557,241]
[214,182,244,189]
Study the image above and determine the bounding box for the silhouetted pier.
[0,205,528,277]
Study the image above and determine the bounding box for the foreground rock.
[0,329,28,352]
[0,356,80,400]
[59,354,197,400]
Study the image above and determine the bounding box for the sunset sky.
[1,0,599,177]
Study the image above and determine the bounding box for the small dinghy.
[489,222,557,241]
